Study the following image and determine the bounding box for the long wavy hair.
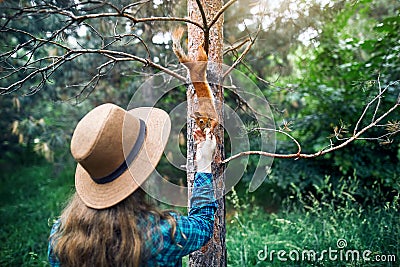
[51,188,177,267]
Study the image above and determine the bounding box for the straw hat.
[70,103,171,209]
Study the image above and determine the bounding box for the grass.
[0,161,398,266]
[226,186,399,266]
[0,162,74,267]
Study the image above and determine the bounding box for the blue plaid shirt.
[48,172,217,267]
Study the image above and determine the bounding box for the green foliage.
[261,0,400,207]
[0,0,399,264]
[0,96,94,166]
[223,0,347,78]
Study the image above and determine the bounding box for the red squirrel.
[172,27,218,132]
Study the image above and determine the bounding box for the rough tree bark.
[186,0,226,266]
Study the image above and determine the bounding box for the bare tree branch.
[372,73,382,122]
[0,1,194,95]
[224,40,249,57]
[253,127,302,155]
[1,1,204,29]
[2,1,398,168]
[121,1,152,13]
[195,0,208,29]
[222,82,400,163]
[194,0,209,52]
[223,25,261,78]
[0,38,185,95]
[353,78,394,136]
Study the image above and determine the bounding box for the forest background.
[0,0,399,266]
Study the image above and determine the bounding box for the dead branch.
[371,73,382,122]
[224,38,251,55]
[223,25,261,78]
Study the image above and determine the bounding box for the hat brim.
[75,107,171,209]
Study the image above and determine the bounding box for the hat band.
[93,119,146,184]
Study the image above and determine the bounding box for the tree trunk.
[186,0,226,266]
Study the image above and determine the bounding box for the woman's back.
[48,104,217,267]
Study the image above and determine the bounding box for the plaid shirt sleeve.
[154,172,218,266]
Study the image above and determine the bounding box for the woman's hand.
[194,128,216,173]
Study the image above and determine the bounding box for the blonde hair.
[51,189,177,267]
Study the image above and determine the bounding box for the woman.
[48,103,217,267]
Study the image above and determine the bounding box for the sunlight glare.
[244,0,334,40]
